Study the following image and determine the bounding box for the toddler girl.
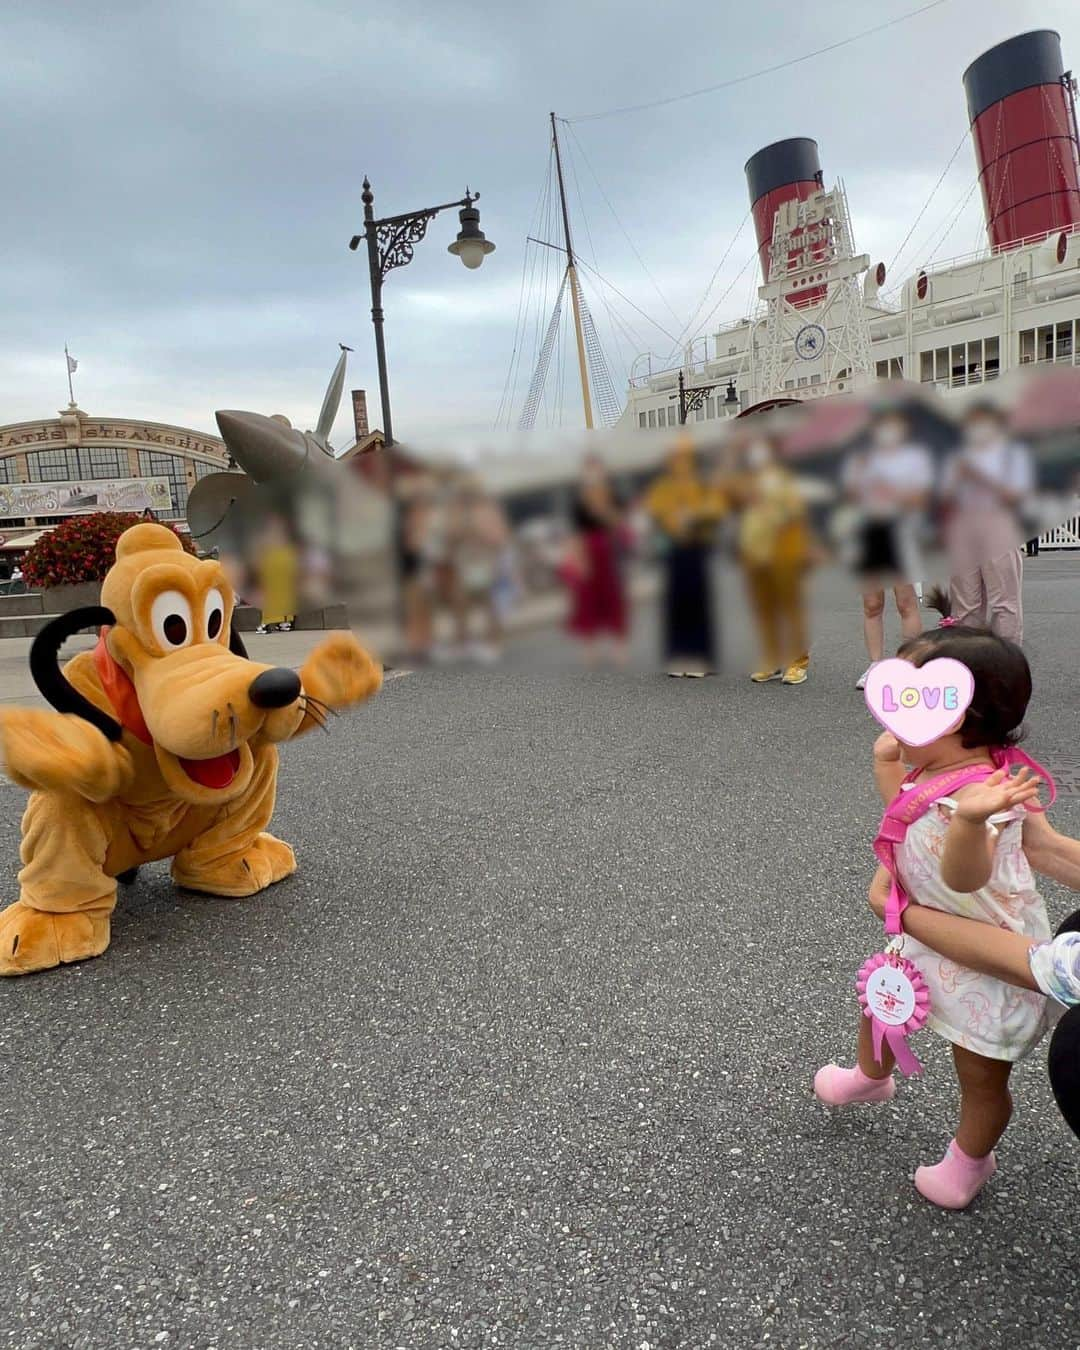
[815,619,1052,1209]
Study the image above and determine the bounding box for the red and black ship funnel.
[745,137,826,305]
[963,29,1080,252]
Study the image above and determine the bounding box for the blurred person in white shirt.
[842,409,934,689]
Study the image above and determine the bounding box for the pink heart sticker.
[863,657,974,747]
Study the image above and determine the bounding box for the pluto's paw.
[300,633,382,711]
[172,831,297,898]
[0,900,111,976]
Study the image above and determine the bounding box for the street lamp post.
[349,178,495,451]
[670,370,740,425]
[349,177,495,628]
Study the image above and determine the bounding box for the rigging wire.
[658,246,760,374]
[886,127,970,277]
[565,121,683,329]
[663,209,751,365]
[519,271,568,430]
[924,178,982,263]
[574,270,624,426]
[568,0,950,122]
[562,130,630,401]
[573,255,681,347]
[528,167,559,421]
[496,144,554,427]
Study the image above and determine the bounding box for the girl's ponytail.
[923,584,954,626]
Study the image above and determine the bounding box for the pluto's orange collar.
[93,627,153,745]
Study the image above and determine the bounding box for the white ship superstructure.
[621,29,1080,431]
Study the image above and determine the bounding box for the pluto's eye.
[204,588,225,641]
[150,590,193,650]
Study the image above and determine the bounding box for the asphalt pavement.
[2,557,1079,1349]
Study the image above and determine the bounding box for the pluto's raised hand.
[0,709,134,802]
[293,633,382,737]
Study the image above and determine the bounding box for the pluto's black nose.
[248,667,302,709]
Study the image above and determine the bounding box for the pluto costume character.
[0,524,381,976]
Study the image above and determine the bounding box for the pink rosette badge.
[856,951,930,1076]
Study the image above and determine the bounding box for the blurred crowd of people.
[552,391,1060,684]
[216,374,1073,681]
[398,470,518,664]
[559,429,818,681]
[216,502,335,636]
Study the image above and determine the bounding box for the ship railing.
[1018,352,1079,368]
[912,222,1080,280]
[629,354,745,390]
[919,369,1003,391]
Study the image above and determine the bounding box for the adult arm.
[868,871,1040,991]
[1024,810,1080,889]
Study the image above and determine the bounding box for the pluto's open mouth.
[179,749,242,789]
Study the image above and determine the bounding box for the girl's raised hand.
[955,767,1042,825]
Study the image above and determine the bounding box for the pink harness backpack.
[859,746,1057,1076]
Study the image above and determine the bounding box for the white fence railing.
[1039,507,1080,550]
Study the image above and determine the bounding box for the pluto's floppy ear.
[29,607,122,742]
[229,624,248,659]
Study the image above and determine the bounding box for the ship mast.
[551,112,594,430]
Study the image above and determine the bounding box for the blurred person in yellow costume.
[644,438,727,676]
[732,431,815,686]
[254,511,299,635]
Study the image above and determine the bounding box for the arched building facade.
[0,403,229,558]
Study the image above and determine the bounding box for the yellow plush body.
[0,524,381,975]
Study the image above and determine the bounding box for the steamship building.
[621,29,1080,429]
[0,404,229,560]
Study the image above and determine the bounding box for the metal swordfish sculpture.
[187,344,356,552]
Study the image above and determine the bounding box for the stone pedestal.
[41,581,103,612]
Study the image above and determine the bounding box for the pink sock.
[813,1062,896,1106]
[915,1138,997,1210]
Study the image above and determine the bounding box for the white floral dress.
[895,786,1050,1062]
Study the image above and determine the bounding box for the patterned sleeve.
[934,795,1019,838]
[1029,932,1080,1007]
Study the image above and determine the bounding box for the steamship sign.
[0,477,171,518]
[794,324,826,361]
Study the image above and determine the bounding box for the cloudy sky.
[3,0,1079,447]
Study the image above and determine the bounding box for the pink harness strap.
[873,748,1056,936]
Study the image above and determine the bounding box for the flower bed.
[22,512,195,591]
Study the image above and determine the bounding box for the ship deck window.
[920,340,1000,388]
[1019,322,1078,366]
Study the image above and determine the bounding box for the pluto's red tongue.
[179,750,241,789]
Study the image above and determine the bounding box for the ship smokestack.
[744,137,826,305]
[963,29,1080,252]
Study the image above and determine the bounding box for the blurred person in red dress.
[564,454,630,669]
